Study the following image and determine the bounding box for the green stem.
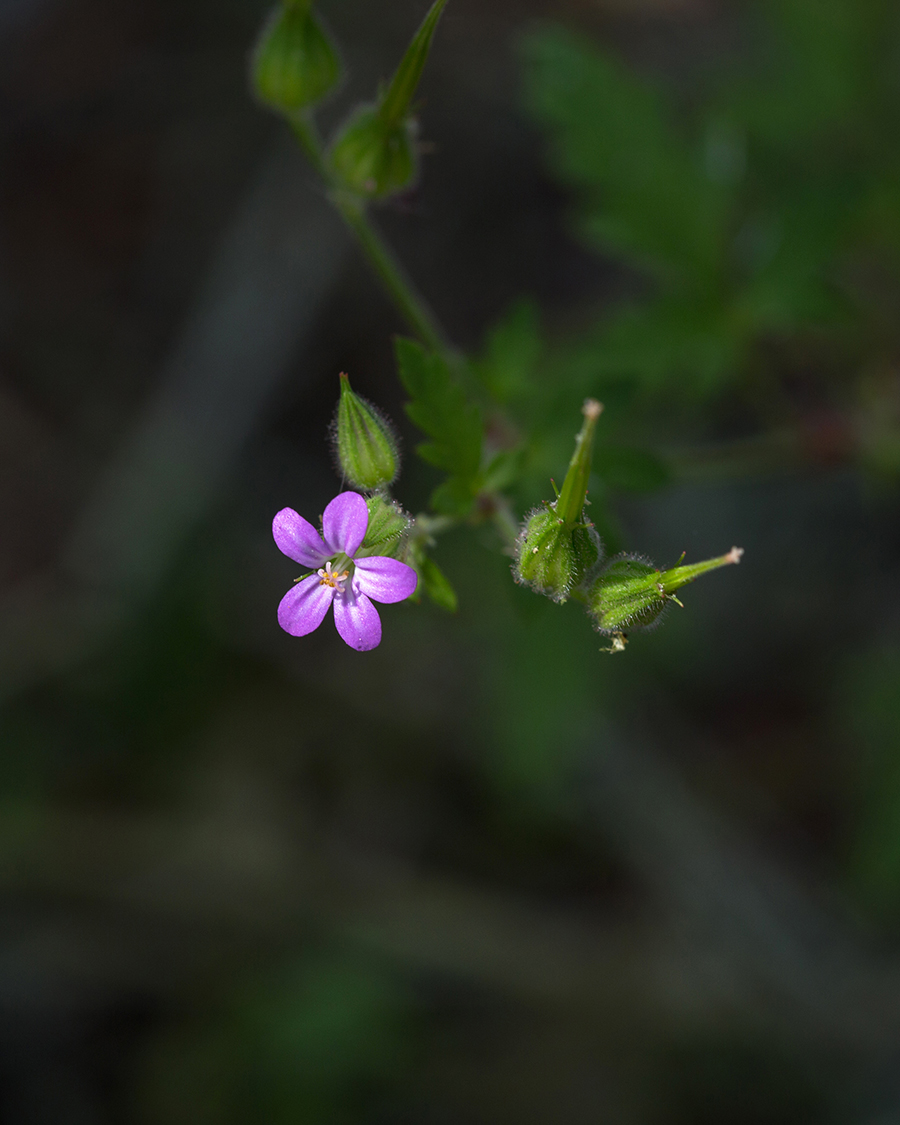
[289,110,450,357]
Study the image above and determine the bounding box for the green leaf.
[418,554,458,612]
[521,27,731,283]
[475,300,541,404]
[395,338,483,512]
[482,448,527,493]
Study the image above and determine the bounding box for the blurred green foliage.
[519,0,900,440]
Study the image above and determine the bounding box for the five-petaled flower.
[273,491,417,651]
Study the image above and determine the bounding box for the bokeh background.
[3,0,900,1120]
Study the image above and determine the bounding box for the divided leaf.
[395,337,483,513]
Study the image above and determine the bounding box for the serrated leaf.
[395,338,483,503]
[521,27,731,282]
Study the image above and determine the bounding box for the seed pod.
[327,0,447,199]
[588,546,744,635]
[514,506,601,603]
[252,1,341,112]
[334,373,400,490]
[328,108,417,200]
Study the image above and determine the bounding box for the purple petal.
[277,575,334,636]
[353,556,418,604]
[273,508,329,568]
[322,491,368,557]
[332,588,382,651]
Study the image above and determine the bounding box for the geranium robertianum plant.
[255,1,742,653]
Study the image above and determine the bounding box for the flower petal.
[322,491,369,557]
[332,588,382,651]
[353,556,418,604]
[277,575,334,636]
[273,508,329,568]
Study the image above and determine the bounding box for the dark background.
[2,0,900,1121]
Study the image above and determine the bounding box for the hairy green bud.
[252,1,341,112]
[334,372,400,490]
[328,107,417,199]
[514,506,601,603]
[588,547,744,647]
[357,494,412,560]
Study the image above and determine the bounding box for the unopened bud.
[514,506,601,603]
[588,547,744,636]
[334,372,400,490]
[328,107,417,199]
[252,1,341,112]
[357,494,412,560]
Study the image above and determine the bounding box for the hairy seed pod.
[514,507,602,604]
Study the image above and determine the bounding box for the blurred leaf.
[521,27,731,284]
[593,446,671,492]
[396,337,483,513]
[418,553,458,612]
[482,447,527,492]
[475,299,542,404]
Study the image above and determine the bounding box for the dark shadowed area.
[2,0,900,1121]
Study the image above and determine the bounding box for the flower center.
[317,560,350,591]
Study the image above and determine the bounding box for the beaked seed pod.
[588,546,744,636]
[587,554,669,633]
[328,107,417,200]
[514,507,602,604]
[252,1,341,112]
[334,373,400,490]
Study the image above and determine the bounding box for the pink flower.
[273,491,417,651]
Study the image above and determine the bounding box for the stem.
[289,110,450,357]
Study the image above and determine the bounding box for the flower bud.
[514,506,601,603]
[588,547,744,637]
[357,494,412,560]
[252,1,341,112]
[334,372,400,490]
[328,108,417,200]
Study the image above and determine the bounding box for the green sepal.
[328,106,417,199]
[252,2,342,112]
[379,0,448,128]
[334,373,399,490]
[357,495,412,560]
[513,505,602,604]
